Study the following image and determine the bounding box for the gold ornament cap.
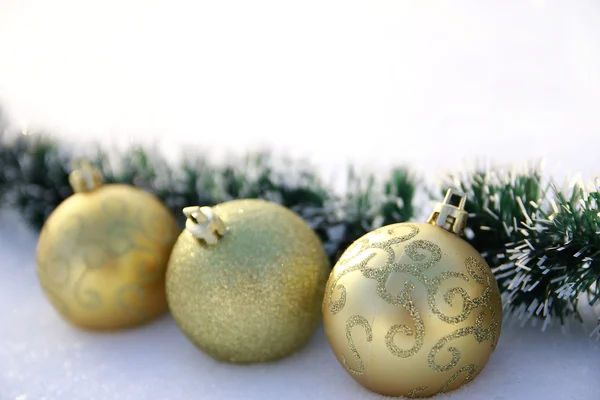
[427,188,468,235]
[68,159,104,193]
[183,206,226,245]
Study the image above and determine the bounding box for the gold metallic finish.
[36,183,179,330]
[323,222,502,398]
[166,199,330,364]
[342,315,372,376]
[427,188,468,235]
[68,160,104,193]
[183,205,226,245]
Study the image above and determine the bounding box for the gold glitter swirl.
[426,271,472,324]
[379,223,420,245]
[408,364,478,398]
[384,282,424,358]
[342,315,373,376]
[328,252,377,315]
[437,364,478,393]
[489,291,503,350]
[465,256,486,284]
[360,224,421,279]
[427,326,472,372]
[372,243,440,305]
[364,239,442,310]
[404,240,442,271]
[426,256,494,325]
[407,386,429,398]
[473,306,501,346]
[427,311,493,372]
[336,237,371,269]
[328,287,347,315]
[326,224,419,315]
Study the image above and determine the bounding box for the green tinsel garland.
[0,115,598,336]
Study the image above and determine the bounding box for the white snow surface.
[0,210,599,400]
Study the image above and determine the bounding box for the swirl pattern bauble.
[323,222,502,398]
[36,184,179,330]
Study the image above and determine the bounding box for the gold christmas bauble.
[36,161,179,330]
[323,190,503,398]
[166,199,330,363]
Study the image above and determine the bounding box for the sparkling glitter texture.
[323,222,503,398]
[166,199,330,364]
[36,184,180,330]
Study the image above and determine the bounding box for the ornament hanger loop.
[183,206,226,245]
[68,159,104,193]
[427,188,468,235]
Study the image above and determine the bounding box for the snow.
[0,209,599,400]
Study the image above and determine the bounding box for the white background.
[0,1,599,399]
[1,0,600,185]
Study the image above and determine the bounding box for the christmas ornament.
[36,160,179,330]
[323,189,503,398]
[166,199,330,363]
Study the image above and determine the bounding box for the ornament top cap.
[183,206,226,245]
[69,159,104,193]
[427,188,468,235]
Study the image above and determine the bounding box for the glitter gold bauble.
[166,199,330,363]
[36,160,179,330]
[323,190,503,398]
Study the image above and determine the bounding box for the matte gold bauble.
[323,190,503,398]
[36,161,179,330]
[166,199,330,363]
